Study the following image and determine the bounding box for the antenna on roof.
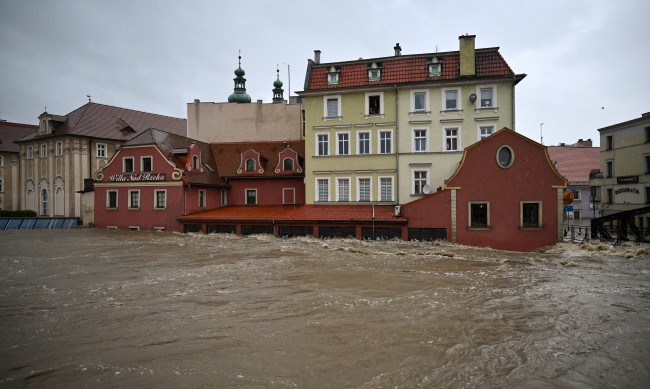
[87,94,92,103]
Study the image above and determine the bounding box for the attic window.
[327,66,340,85]
[368,62,381,81]
[245,158,256,172]
[283,157,294,171]
[192,155,200,170]
[120,125,136,133]
[428,57,442,77]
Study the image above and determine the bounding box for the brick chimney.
[314,50,321,64]
[459,34,476,77]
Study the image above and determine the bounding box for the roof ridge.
[311,47,503,67]
[73,102,185,121]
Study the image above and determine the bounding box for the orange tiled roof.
[305,49,518,91]
[211,141,305,178]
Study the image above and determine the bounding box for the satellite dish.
[469,93,477,103]
[422,185,432,194]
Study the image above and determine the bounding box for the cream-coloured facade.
[0,122,37,211]
[298,35,525,206]
[187,99,303,143]
[590,112,650,228]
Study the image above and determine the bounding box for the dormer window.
[245,158,256,172]
[192,155,200,170]
[283,158,294,171]
[368,62,382,81]
[428,57,442,77]
[327,66,340,85]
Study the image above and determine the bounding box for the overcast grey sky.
[1,0,648,146]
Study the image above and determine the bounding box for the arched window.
[283,158,294,171]
[245,158,256,172]
[54,176,64,216]
[41,188,49,215]
[192,155,200,170]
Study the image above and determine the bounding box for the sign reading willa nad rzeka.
[109,173,166,182]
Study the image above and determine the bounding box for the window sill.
[440,109,463,115]
[106,208,118,211]
[128,207,140,210]
[520,226,543,231]
[365,114,385,119]
[323,116,342,121]
[468,226,491,231]
[409,110,431,116]
[154,207,167,211]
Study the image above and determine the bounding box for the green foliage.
[0,210,38,217]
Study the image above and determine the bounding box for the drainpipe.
[512,76,516,130]
[394,85,400,204]
[184,185,188,216]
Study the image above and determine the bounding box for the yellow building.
[590,112,650,229]
[298,35,525,206]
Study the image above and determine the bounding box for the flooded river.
[0,229,648,388]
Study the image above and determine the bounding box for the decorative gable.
[186,143,203,172]
[237,149,265,174]
[274,147,303,174]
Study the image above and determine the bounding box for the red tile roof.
[304,49,519,91]
[211,141,305,178]
[0,122,38,153]
[547,146,600,185]
[17,102,186,142]
[180,204,406,223]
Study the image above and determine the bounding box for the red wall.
[447,130,565,251]
[226,178,305,206]
[94,146,221,232]
[402,189,452,230]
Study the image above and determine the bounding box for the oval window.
[496,145,514,168]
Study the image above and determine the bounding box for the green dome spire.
[228,51,251,103]
[272,65,284,103]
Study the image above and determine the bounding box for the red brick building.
[403,128,567,251]
[94,129,226,232]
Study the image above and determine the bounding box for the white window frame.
[154,189,167,210]
[40,143,47,158]
[573,190,581,201]
[357,131,371,155]
[357,177,372,202]
[26,145,33,160]
[336,177,351,202]
[316,178,330,202]
[245,158,256,172]
[336,132,350,155]
[468,201,490,229]
[443,127,460,152]
[478,125,495,140]
[199,189,206,208]
[521,201,542,228]
[412,169,429,195]
[411,90,430,113]
[477,85,497,108]
[245,188,257,205]
[323,95,341,119]
[413,128,428,152]
[55,141,63,156]
[316,133,329,156]
[379,176,393,202]
[128,189,140,209]
[442,87,462,111]
[96,143,107,158]
[221,189,228,206]
[192,155,200,170]
[106,190,118,209]
[365,91,384,116]
[141,156,153,172]
[123,157,135,173]
[378,130,393,154]
[283,157,294,171]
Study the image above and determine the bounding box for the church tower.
[228,52,252,103]
[272,66,284,103]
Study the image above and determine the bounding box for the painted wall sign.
[109,173,166,182]
[614,187,639,195]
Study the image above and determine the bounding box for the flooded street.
[0,230,649,388]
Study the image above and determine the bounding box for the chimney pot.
[394,43,402,56]
[314,50,321,64]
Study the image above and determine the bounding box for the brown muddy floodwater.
[0,229,649,388]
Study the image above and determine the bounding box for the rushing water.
[0,229,648,388]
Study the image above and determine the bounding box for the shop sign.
[617,176,638,184]
[614,187,640,195]
[109,173,166,182]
